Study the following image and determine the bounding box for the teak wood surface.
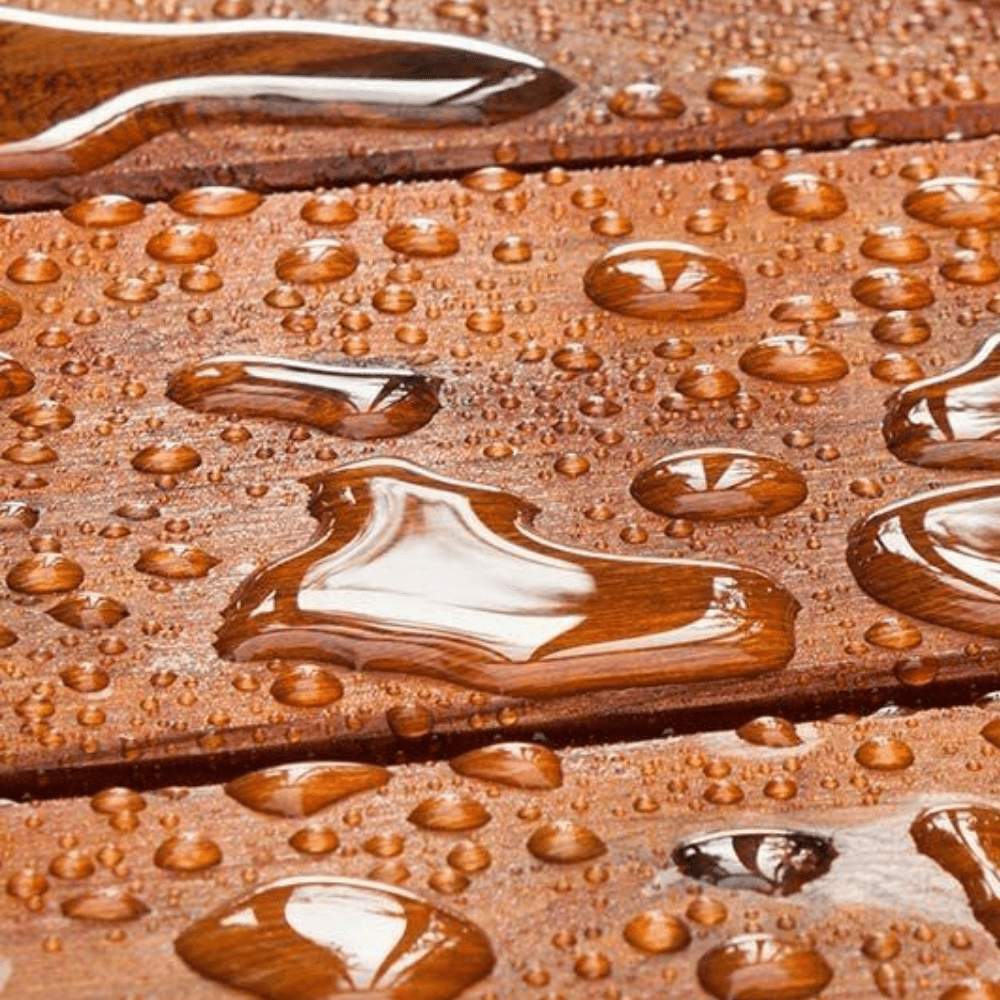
[4,1,1000,998]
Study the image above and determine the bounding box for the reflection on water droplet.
[767,174,847,221]
[301,195,358,226]
[167,356,441,440]
[135,544,218,580]
[770,295,839,324]
[409,795,490,832]
[0,355,34,400]
[225,762,390,818]
[62,889,149,922]
[697,935,833,1000]
[154,832,222,872]
[384,218,460,257]
[214,458,798,697]
[131,442,202,475]
[860,226,930,264]
[912,805,1000,945]
[852,268,935,311]
[527,821,605,863]
[847,481,1000,638]
[707,66,792,109]
[63,193,144,227]
[47,592,128,630]
[146,225,217,264]
[739,334,848,385]
[584,241,746,321]
[7,251,60,284]
[735,716,801,747]
[6,554,84,594]
[903,177,1000,229]
[623,910,690,953]
[449,742,562,789]
[631,449,806,521]
[174,876,495,1000]
[171,186,263,218]
[607,81,685,120]
[883,333,1000,469]
[275,239,359,283]
[673,829,836,896]
[270,664,344,707]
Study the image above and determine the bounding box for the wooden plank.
[2,705,1000,998]
[3,0,1000,207]
[3,134,1000,785]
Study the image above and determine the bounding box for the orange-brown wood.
[1,0,1000,207]
[2,138,1000,788]
[2,707,1000,999]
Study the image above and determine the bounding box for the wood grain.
[2,137,1000,787]
[3,705,1000,998]
[1,0,1000,207]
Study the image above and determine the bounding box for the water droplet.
[131,442,202,475]
[6,554,84,594]
[735,716,801,747]
[62,889,149,922]
[384,218,459,257]
[912,805,1000,944]
[860,226,931,264]
[460,165,522,191]
[631,449,806,521]
[697,935,833,1000]
[767,174,847,221]
[770,295,839,324]
[175,876,495,1000]
[168,356,441,441]
[225,762,390,818]
[15,399,77,432]
[864,617,922,650]
[673,830,836,895]
[623,910,690,953]
[447,841,491,873]
[0,291,22,331]
[942,249,1000,285]
[63,193,144,227]
[449,742,562,789]
[91,787,146,814]
[0,355,35,400]
[275,239,359,284]
[870,352,924,384]
[676,363,741,400]
[854,737,914,770]
[214,459,799,697]
[135,544,218,580]
[408,795,490,832]
[872,311,931,346]
[707,66,792,109]
[171,186,262,218]
[493,235,532,263]
[270,664,344,707]
[852,268,935,310]
[584,241,746,321]
[154,832,222,872]
[47,592,128,630]
[527,821,605,863]
[0,501,36,532]
[301,195,358,226]
[941,981,1000,1000]
[739,334,848,385]
[180,265,223,293]
[289,825,340,855]
[7,251,60,284]
[607,81,685,120]
[882,333,1000,468]
[903,177,1000,229]
[146,225,217,264]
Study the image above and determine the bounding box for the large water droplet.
[883,332,1000,469]
[135,544,218,580]
[623,910,690,953]
[847,481,1000,638]
[63,193,144,227]
[852,268,935,311]
[912,805,1000,945]
[631,449,807,521]
[707,66,792,109]
[62,889,149,922]
[214,458,798,698]
[6,554,84,595]
[174,876,495,1000]
[527,821,606,863]
[583,241,746,321]
[408,795,490,832]
[673,829,836,896]
[449,742,562,789]
[766,174,847,221]
[275,239,359,283]
[0,355,34,400]
[225,762,390,818]
[607,81,685,120]
[167,356,441,440]
[146,225,217,264]
[0,291,22,332]
[47,592,128,630]
[903,177,1000,229]
[171,186,263,218]
[384,218,460,257]
[697,935,833,1000]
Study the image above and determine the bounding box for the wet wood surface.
[4,137,1000,792]
[1,0,1000,208]
[3,706,1000,999]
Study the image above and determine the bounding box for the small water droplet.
[854,737,914,770]
[0,355,35,400]
[739,334,848,385]
[584,241,746,321]
[527,821,605,863]
[171,186,262,218]
[707,66,792,109]
[135,544,218,580]
[449,742,562,789]
[852,268,935,311]
[131,442,202,475]
[275,239,358,283]
[409,795,490,832]
[767,174,847,221]
[735,716,801,748]
[63,193,144,227]
[623,910,690,953]
[384,218,459,257]
[0,291,23,331]
[225,762,390,818]
[608,81,685,120]
[301,195,358,226]
[864,617,922,650]
[154,832,222,872]
[269,664,344,707]
[7,251,60,284]
[62,889,149,922]
[47,592,128,630]
[146,225,217,264]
